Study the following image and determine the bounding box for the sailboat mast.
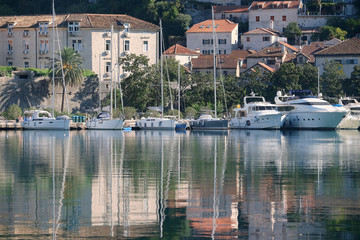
[51,0,55,117]
[160,20,164,118]
[178,62,181,120]
[212,6,217,118]
[110,25,113,118]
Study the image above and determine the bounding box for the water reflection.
[0,130,359,238]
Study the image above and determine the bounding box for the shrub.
[27,68,49,77]
[123,107,137,120]
[185,107,197,119]
[83,69,97,77]
[4,104,22,120]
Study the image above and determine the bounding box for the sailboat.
[135,20,176,130]
[86,25,124,130]
[175,62,187,131]
[22,0,70,130]
[189,7,228,131]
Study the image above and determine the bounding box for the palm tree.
[51,47,84,112]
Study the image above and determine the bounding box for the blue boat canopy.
[97,112,110,119]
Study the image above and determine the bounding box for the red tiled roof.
[163,44,200,56]
[246,62,275,73]
[301,42,324,54]
[314,37,360,56]
[0,14,159,30]
[277,42,299,52]
[243,28,280,36]
[214,5,249,13]
[249,0,302,10]
[186,19,237,34]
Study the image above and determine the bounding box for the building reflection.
[0,130,360,238]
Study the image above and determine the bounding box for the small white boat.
[22,110,70,130]
[337,97,360,130]
[275,90,347,129]
[229,93,285,129]
[135,117,176,130]
[86,112,124,130]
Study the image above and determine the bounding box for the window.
[263,36,270,41]
[68,22,80,33]
[221,14,225,19]
[219,50,222,54]
[23,39,29,52]
[23,30,29,36]
[223,71,228,76]
[202,50,211,55]
[105,40,111,51]
[125,40,130,51]
[24,62,29,68]
[203,39,211,44]
[246,37,250,42]
[7,23,13,36]
[282,16,286,21]
[143,40,148,52]
[8,40,13,52]
[270,16,274,21]
[8,61,13,67]
[106,62,111,73]
[346,59,358,64]
[224,50,226,54]
[72,39,82,52]
[124,23,130,33]
[256,16,260,22]
[39,22,48,34]
[298,56,304,63]
[123,62,130,72]
[219,39,227,44]
[44,61,49,69]
[40,40,49,53]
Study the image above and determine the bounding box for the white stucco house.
[314,37,360,78]
[163,44,201,69]
[186,19,239,55]
[248,0,303,32]
[241,28,287,51]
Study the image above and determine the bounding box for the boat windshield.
[246,97,265,103]
[97,112,110,119]
[342,99,357,105]
[251,106,277,111]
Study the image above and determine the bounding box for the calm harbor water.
[0,129,360,239]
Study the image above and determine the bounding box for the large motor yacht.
[229,93,285,129]
[275,90,347,129]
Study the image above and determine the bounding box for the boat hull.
[283,111,346,129]
[229,113,284,129]
[86,119,124,130]
[136,118,176,130]
[337,116,360,130]
[189,119,228,130]
[22,119,70,130]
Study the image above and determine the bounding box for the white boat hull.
[337,116,360,130]
[229,113,284,129]
[136,118,176,130]
[22,119,70,130]
[283,112,346,129]
[86,119,124,130]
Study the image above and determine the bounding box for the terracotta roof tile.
[213,5,250,13]
[243,28,280,36]
[246,62,275,73]
[0,14,159,30]
[249,0,302,10]
[314,37,360,56]
[277,42,299,52]
[186,19,237,34]
[300,42,324,54]
[163,44,201,55]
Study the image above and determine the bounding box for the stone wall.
[0,75,113,114]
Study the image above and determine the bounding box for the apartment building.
[186,19,238,55]
[0,14,159,80]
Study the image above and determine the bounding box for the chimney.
[195,48,201,53]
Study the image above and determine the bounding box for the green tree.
[320,61,345,98]
[4,104,22,120]
[271,63,301,92]
[298,63,319,95]
[345,65,360,96]
[52,47,84,113]
[118,54,157,111]
[317,25,347,41]
[283,22,302,45]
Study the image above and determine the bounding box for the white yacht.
[275,90,347,129]
[22,110,70,130]
[136,117,176,130]
[86,112,124,130]
[337,97,360,130]
[229,93,285,129]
